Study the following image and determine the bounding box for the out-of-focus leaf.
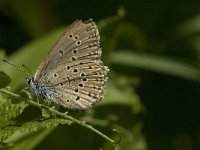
[0,50,6,60]
[0,71,11,88]
[0,27,64,90]
[0,0,53,37]
[178,15,200,37]
[0,95,72,145]
[111,51,200,82]
[103,123,147,150]
[1,116,72,146]
[177,15,200,59]
[0,99,25,129]
[112,22,147,50]
[99,77,143,114]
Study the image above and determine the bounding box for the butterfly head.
[26,77,37,91]
[26,77,34,85]
[26,77,43,98]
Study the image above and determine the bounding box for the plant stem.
[0,88,118,145]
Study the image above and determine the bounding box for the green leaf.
[0,96,72,142]
[111,51,200,82]
[0,50,6,60]
[0,0,50,37]
[0,50,10,89]
[1,117,72,142]
[100,77,143,114]
[0,99,25,131]
[0,71,11,88]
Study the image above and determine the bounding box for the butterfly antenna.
[2,59,31,77]
[22,64,32,76]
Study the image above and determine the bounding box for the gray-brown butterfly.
[27,19,109,110]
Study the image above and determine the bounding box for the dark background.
[1,0,200,150]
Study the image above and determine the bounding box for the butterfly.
[27,19,109,110]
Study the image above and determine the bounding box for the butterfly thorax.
[27,77,46,98]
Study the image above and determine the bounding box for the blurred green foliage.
[0,0,200,150]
